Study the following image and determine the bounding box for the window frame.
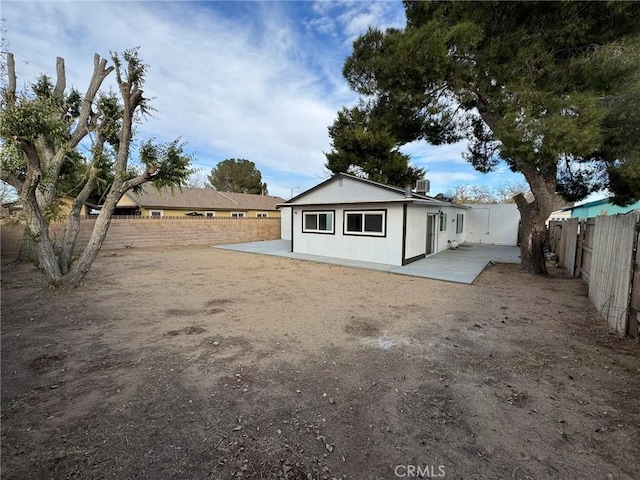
[256,212,269,218]
[439,212,448,232]
[205,211,216,218]
[149,210,163,218]
[231,211,246,218]
[302,210,335,235]
[343,209,387,237]
[456,213,464,234]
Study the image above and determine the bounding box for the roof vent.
[415,179,430,195]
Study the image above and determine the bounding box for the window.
[456,213,464,234]
[439,212,447,232]
[206,211,215,218]
[231,212,245,218]
[256,212,268,218]
[302,211,334,234]
[150,210,163,218]
[344,210,386,237]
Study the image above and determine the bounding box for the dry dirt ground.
[1,246,639,480]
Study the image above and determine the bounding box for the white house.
[278,173,468,266]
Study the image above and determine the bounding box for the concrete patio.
[215,240,520,284]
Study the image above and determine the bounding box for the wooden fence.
[549,212,640,336]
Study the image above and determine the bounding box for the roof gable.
[289,174,405,204]
[286,173,454,207]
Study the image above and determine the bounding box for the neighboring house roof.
[562,197,640,212]
[124,187,284,211]
[562,197,611,211]
[281,173,464,208]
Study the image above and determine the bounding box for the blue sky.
[3,0,531,200]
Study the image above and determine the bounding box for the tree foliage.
[0,49,193,286]
[325,104,425,188]
[207,159,267,194]
[342,0,640,274]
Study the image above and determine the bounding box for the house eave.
[277,198,467,209]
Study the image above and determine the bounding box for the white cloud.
[8,1,479,200]
[307,0,405,45]
[402,140,470,166]
[425,171,479,195]
[3,1,353,198]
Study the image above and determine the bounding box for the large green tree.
[207,158,267,194]
[342,0,640,274]
[0,49,193,287]
[325,104,425,188]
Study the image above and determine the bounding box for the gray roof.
[126,187,284,211]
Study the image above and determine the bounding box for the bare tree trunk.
[40,55,114,210]
[515,196,551,275]
[6,53,115,266]
[514,160,558,275]
[476,107,558,276]
[6,50,177,288]
[6,53,16,103]
[63,193,118,286]
[17,142,62,283]
[58,177,94,274]
[63,70,146,287]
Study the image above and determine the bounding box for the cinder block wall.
[1,217,281,254]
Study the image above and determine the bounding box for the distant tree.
[0,180,18,204]
[325,104,425,188]
[448,185,496,204]
[0,49,193,287]
[207,159,267,194]
[185,170,209,189]
[342,1,640,274]
[448,181,536,205]
[494,181,532,204]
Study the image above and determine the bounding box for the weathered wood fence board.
[588,214,637,335]
[579,218,596,282]
[549,218,579,277]
[627,221,640,337]
[550,212,640,336]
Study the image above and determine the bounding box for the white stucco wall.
[404,204,428,260]
[435,206,466,252]
[465,204,520,246]
[279,207,292,240]
[292,203,405,265]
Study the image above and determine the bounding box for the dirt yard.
[1,246,639,479]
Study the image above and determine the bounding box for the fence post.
[627,217,640,337]
[574,219,585,279]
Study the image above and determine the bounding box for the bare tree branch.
[53,57,66,98]
[6,52,16,104]
[68,54,114,147]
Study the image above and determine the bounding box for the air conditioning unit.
[415,179,430,195]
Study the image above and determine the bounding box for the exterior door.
[426,214,437,255]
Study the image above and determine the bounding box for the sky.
[4,0,536,200]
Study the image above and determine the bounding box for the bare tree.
[0,50,193,287]
[448,185,497,204]
[185,170,210,189]
[494,181,532,204]
[0,180,18,205]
